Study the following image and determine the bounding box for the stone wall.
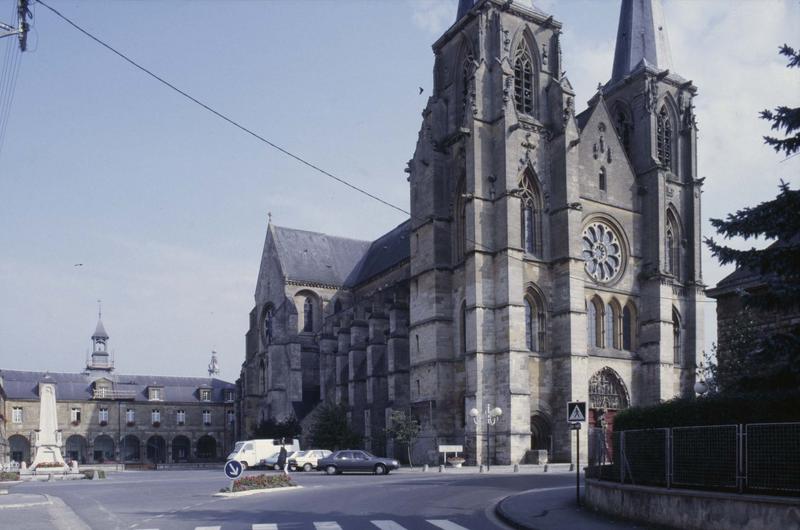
[585,479,800,530]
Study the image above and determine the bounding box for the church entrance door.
[588,367,629,464]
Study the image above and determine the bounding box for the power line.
[35,0,717,307]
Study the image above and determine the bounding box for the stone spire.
[610,0,673,84]
[456,0,538,22]
[88,304,113,372]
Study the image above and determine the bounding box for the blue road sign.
[224,459,243,480]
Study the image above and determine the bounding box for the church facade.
[239,0,704,464]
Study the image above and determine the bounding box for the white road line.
[426,520,471,530]
[371,521,408,530]
[314,523,343,530]
[252,525,278,530]
[195,527,221,530]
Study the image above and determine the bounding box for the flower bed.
[35,462,66,468]
[0,471,20,481]
[224,473,294,493]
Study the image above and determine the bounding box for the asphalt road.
[3,468,577,530]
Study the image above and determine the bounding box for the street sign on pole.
[567,401,586,423]
[224,459,243,480]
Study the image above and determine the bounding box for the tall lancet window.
[519,172,541,256]
[524,291,546,352]
[303,297,314,332]
[665,212,679,276]
[514,43,534,115]
[615,108,631,154]
[461,54,473,117]
[657,106,672,168]
[672,308,682,365]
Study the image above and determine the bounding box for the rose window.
[582,222,623,282]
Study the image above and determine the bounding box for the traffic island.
[214,474,302,498]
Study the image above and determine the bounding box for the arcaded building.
[1,317,236,466]
[240,0,704,464]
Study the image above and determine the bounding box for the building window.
[587,298,603,348]
[71,408,81,423]
[454,176,467,263]
[519,171,541,256]
[224,389,235,402]
[263,305,273,345]
[599,167,607,192]
[673,308,682,366]
[615,108,631,154]
[514,42,534,115]
[96,386,108,398]
[259,359,267,394]
[12,407,22,424]
[622,304,635,351]
[176,410,186,425]
[99,408,109,424]
[227,410,235,424]
[126,408,135,424]
[524,292,546,352]
[460,301,467,355]
[200,388,211,402]
[657,105,672,168]
[303,297,314,332]
[203,410,211,426]
[151,409,161,424]
[665,212,680,277]
[461,54,473,117]
[149,387,162,401]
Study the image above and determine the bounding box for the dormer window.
[200,388,211,402]
[224,389,235,402]
[148,387,163,401]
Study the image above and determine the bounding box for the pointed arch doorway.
[588,367,629,464]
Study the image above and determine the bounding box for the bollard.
[544,463,548,473]
[439,465,444,473]
[423,464,429,472]
[513,464,519,473]
[569,463,574,472]
[479,464,485,473]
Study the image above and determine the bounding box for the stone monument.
[30,377,67,470]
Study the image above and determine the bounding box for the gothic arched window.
[605,303,620,349]
[615,108,631,154]
[461,54,473,117]
[525,291,546,352]
[657,105,672,168]
[519,172,542,256]
[263,305,273,345]
[303,297,314,332]
[622,304,635,351]
[587,297,603,348]
[454,177,467,263]
[514,43,534,115]
[259,359,266,394]
[599,167,607,192]
[665,212,680,276]
[672,308,682,365]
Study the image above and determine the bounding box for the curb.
[0,495,53,510]
[494,495,536,530]
[213,485,303,498]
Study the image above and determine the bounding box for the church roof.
[0,369,235,402]
[271,225,371,287]
[610,0,673,84]
[344,220,411,288]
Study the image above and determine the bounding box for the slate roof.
[271,225,371,287]
[707,235,800,297]
[0,369,235,403]
[344,220,411,288]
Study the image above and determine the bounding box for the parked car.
[289,449,332,472]
[317,450,399,475]
[262,450,300,470]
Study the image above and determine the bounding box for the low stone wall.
[585,479,800,530]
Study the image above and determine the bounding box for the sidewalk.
[0,491,52,509]
[495,485,652,530]
[394,463,573,475]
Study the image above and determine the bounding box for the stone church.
[239,0,704,464]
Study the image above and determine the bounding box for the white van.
[226,439,300,469]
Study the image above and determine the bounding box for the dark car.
[317,450,400,475]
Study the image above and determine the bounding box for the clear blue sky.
[1,0,798,380]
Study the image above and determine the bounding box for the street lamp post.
[469,404,502,470]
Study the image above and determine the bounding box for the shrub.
[614,390,800,431]
[0,472,20,481]
[231,473,294,492]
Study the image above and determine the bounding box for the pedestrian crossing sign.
[567,401,586,422]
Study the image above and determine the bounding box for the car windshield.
[233,442,245,452]
[294,451,307,458]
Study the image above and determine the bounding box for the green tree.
[307,404,361,450]
[251,415,302,441]
[385,410,420,467]
[704,43,800,393]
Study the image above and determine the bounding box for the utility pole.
[0,0,31,52]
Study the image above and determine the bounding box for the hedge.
[614,390,800,431]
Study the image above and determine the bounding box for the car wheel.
[325,465,338,476]
[374,464,387,475]
[303,463,313,472]
[273,463,281,471]
[240,461,248,471]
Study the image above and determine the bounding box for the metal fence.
[588,422,800,495]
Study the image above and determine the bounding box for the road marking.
[371,521,408,530]
[252,525,278,530]
[426,520,471,530]
[195,527,221,530]
[314,523,343,530]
